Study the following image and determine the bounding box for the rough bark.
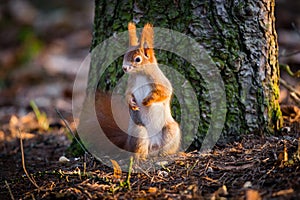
[89,0,282,150]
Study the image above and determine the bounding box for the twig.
[292,22,300,39]
[279,50,300,58]
[190,159,199,172]
[297,138,300,160]
[279,64,300,77]
[55,108,88,154]
[19,130,41,190]
[135,164,152,179]
[83,153,87,176]
[280,79,300,96]
[290,92,300,106]
[5,180,15,200]
[280,79,300,106]
[204,159,211,174]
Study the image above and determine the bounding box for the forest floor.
[1,1,300,199]
[0,113,300,200]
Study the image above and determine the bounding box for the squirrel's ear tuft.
[140,23,154,49]
[128,22,138,47]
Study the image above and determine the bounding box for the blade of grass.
[30,100,49,130]
[125,156,134,190]
[55,108,88,154]
[30,100,41,119]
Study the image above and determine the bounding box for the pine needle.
[5,180,15,200]
[19,129,41,190]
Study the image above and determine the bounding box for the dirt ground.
[0,1,300,199]
[1,120,300,199]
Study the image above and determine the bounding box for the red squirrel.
[91,22,180,160]
[122,22,180,159]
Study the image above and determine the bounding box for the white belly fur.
[131,75,168,149]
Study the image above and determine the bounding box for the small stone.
[155,160,168,166]
[59,156,70,163]
[207,166,214,173]
[243,181,252,188]
[158,170,168,177]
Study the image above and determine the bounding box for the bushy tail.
[78,92,129,151]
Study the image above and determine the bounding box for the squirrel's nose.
[122,65,130,72]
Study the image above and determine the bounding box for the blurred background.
[0,0,93,123]
[0,0,299,145]
[276,0,300,106]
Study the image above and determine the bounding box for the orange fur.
[94,92,128,149]
[140,23,154,49]
[78,23,179,160]
[122,22,181,159]
[142,83,171,106]
[144,48,155,63]
[161,121,181,155]
[128,22,138,46]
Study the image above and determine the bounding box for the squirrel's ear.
[128,22,138,47]
[144,48,155,61]
[140,23,154,49]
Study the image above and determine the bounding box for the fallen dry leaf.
[148,187,158,193]
[272,188,294,197]
[110,159,122,180]
[246,189,261,200]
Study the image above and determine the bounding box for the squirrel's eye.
[134,56,142,63]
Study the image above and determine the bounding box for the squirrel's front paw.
[129,96,139,110]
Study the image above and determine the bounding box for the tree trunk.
[88,0,282,150]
